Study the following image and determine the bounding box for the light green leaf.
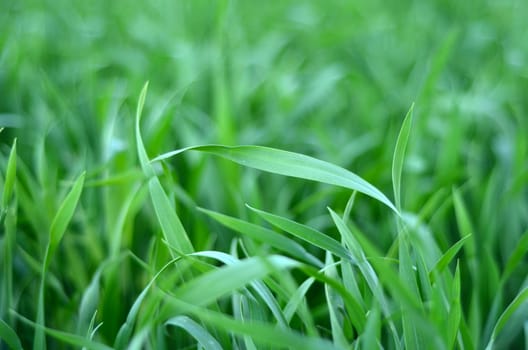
[153,145,397,213]
[392,104,413,211]
[172,255,299,307]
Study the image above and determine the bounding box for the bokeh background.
[1,0,528,348]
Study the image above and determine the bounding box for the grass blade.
[248,205,355,263]
[34,172,85,350]
[134,82,194,255]
[172,255,299,307]
[392,104,414,211]
[153,145,397,213]
[2,138,16,209]
[162,297,340,350]
[0,318,23,350]
[485,287,528,350]
[165,316,222,350]
[428,235,470,283]
[46,172,86,266]
[199,208,323,267]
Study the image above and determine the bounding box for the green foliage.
[1,0,528,348]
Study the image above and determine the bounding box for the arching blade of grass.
[152,145,398,213]
[34,172,85,350]
[392,104,414,211]
[171,255,299,308]
[429,235,470,283]
[247,205,355,263]
[199,208,323,267]
[186,250,288,328]
[135,82,194,255]
[0,318,23,350]
[161,297,340,350]
[114,256,181,350]
[165,316,222,350]
[485,287,528,350]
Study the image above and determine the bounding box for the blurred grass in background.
[1,0,528,349]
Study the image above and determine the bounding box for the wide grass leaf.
[392,104,413,211]
[172,255,299,307]
[0,318,23,350]
[165,316,222,350]
[153,145,397,213]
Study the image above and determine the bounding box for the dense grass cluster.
[1,0,528,349]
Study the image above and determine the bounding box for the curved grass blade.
[0,318,23,350]
[392,104,413,211]
[161,297,340,350]
[485,287,528,350]
[188,251,288,328]
[172,255,299,308]
[165,316,222,350]
[153,145,397,213]
[247,205,354,263]
[199,208,323,267]
[114,256,181,349]
[428,235,470,283]
[134,82,194,255]
[35,172,85,350]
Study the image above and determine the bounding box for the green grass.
[1,0,528,349]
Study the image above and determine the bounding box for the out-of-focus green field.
[1,0,528,349]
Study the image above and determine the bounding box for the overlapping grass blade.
[165,316,222,350]
[34,172,85,350]
[187,251,288,327]
[199,208,323,267]
[0,318,23,350]
[114,256,181,349]
[135,82,194,255]
[324,253,348,348]
[248,205,354,263]
[161,297,340,350]
[152,145,397,213]
[172,255,299,307]
[429,235,470,283]
[392,104,413,211]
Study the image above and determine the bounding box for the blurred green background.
[1,0,528,348]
